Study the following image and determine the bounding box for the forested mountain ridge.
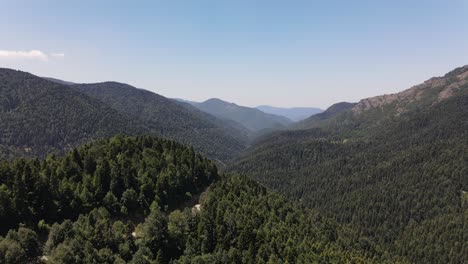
[182,98,293,134]
[174,99,253,140]
[0,68,148,160]
[0,135,398,263]
[230,66,468,264]
[293,102,356,130]
[255,105,323,122]
[0,68,248,162]
[74,82,248,162]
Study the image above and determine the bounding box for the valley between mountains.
[0,66,466,263]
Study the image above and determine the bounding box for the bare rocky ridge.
[352,65,468,114]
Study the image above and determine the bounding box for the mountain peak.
[203,98,237,106]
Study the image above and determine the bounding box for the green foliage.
[0,227,40,264]
[0,135,218,233]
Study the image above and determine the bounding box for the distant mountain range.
[0,69,248,162]
[175,98,293,135]
[73,83,250,162]
[255,105,323,121]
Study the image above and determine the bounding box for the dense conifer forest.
[0,136,399,263]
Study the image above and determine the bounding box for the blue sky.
[1,0,468,108]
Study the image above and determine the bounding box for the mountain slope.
[74,83,248,161]
[256,105,323,121]
[0,68,147,160]
[352,65,468,115]
[0,135,397,263]
[293,102,356,130]
[187,98,293,133]
[229,66,468,264]
[174,99,252,142]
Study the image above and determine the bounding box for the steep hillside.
[352,65,468,115]
[74,83,248,162]
[294,66,468,134]
[0,68,147,160]
[293,102,356,130]
[174,100,252,143]
[229,66,468,264]
[187,98,292,133]
[256,105,323,121]
[0,136,396,263]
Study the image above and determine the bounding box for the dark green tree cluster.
[42,207,169,263]
[0,227,41,264]
[0,135,218,234]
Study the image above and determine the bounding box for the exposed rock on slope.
[352,65,468,114]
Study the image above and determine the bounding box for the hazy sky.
[1,0,468,108]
